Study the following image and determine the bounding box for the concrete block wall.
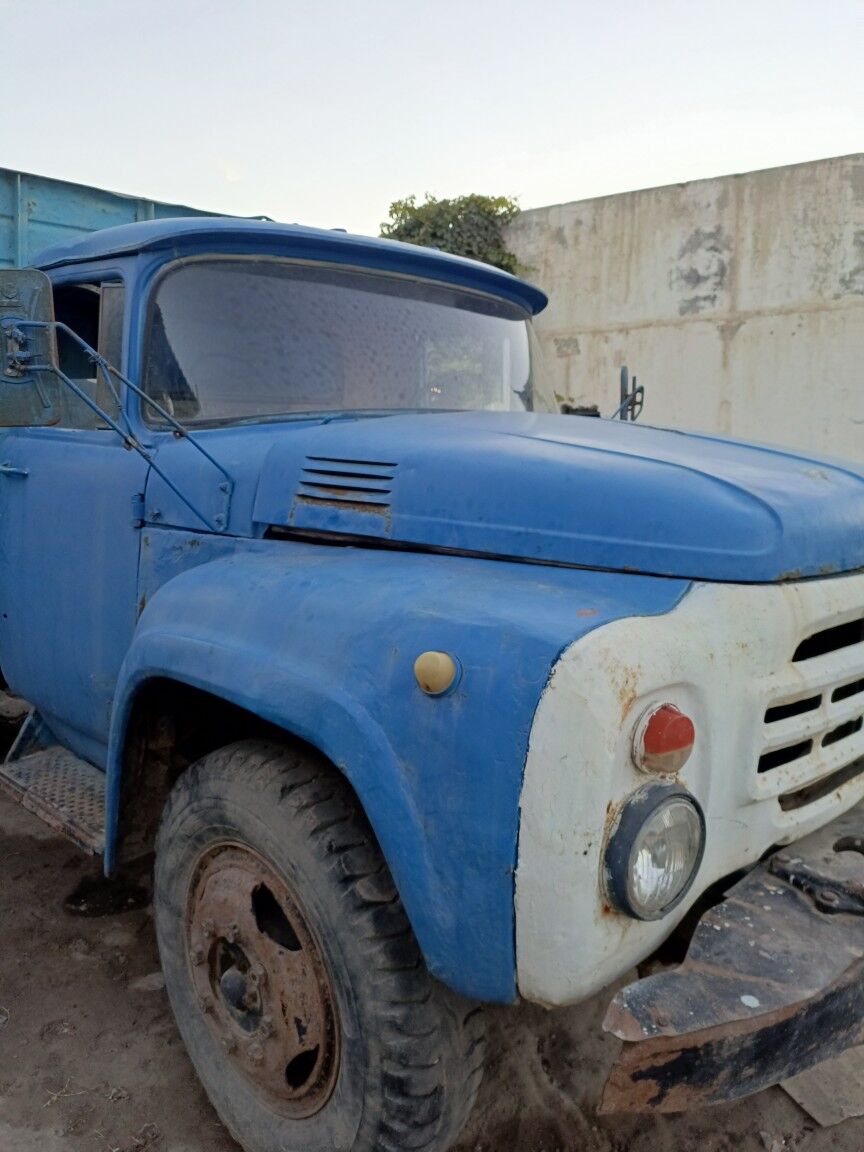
[507,155,864,462]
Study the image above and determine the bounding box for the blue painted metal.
[105,532,690,1001]
[33,217,550,316]
[143,409,864,583]
[0,427,147,762]
[0,167,219,269]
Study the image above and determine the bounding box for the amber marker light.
[633,703,696,775]
[414,651,460,696]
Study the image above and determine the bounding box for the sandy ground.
[0,791,861,1152]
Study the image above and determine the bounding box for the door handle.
[0,462,28,477]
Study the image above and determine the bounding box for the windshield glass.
[143,258,555,424]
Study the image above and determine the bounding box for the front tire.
[153,739,485,1152]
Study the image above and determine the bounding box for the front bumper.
[601,789,864,1112]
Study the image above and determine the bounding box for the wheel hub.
[185,843,340,1118]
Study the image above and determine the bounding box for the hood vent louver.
[295,455,397,513]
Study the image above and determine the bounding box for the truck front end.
[518,568,864,1108]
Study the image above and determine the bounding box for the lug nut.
[222,1035,237,1054]
[190,946,205,966]
[247,1041,264,1065]
[259,1015,275,1039]
[198,995,213,1014]
[225,922,241,944]
[201,919,215,938]
[819,889,840,906]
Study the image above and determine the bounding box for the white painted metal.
[508,155,864,463]
[516,571,864,1007]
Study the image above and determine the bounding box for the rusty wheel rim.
[185,842,340,1118]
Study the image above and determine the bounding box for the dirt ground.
[0,791,860,1152]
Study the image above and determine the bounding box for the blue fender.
[106,533,689,1001]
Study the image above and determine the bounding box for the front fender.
[107,533,688,1002]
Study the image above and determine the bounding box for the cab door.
[0,276,148,767]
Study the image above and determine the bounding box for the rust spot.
[288,492,393,535]
[295,493,389,515]
[186,844,340,1116]
[611,664,640,724]
[302,484,383,499]
[577,608,598,617]
[603,799,621,843]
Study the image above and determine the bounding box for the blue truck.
[1,212,864,1152]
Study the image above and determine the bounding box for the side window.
[53,281,125,430]
[98,284,124,368]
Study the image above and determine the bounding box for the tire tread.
[156,738,484,1152]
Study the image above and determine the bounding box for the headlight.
[604,784,705,920]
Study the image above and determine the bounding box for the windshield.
[143,258,555,425]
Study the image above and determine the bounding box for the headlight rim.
[604,782,706,922]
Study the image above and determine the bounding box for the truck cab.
[1,218,864,1152]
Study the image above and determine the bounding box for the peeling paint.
[672,226,731,315]
[552,335,581,357]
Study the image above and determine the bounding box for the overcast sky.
[0,0,860,235]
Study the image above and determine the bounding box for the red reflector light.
[634,704,696,775]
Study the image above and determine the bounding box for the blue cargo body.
[0,167,218,268]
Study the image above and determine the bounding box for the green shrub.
[381,193,521,274]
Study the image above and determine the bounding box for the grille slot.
[759,740,813,774]
[779,758,864,812]
[833,679,864,704]
[306,456,398,467]
[759,608,864,807]
[764,695,821,724]
[793,617,864,662]
[823,716,864,748]
[295,456,397,512]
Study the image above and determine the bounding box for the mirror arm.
[27,357,222,531]
[46,322,233,486]
[608,386,645,421]
[10,319,233,533]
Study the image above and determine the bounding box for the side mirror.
[1,268,58,376]
[0,268,59,425]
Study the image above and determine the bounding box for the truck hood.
[251,411,864,582]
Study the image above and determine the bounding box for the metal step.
[0,742,105,854]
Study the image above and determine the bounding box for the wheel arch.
[105,641,439,980]
[108,541,671,1005]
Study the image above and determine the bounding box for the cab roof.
[34,216,548,315]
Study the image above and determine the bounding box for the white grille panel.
[757,619,864,804]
